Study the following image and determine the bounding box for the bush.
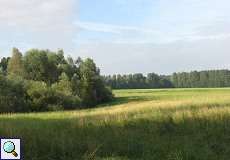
[97,86,114,103]
[95,78,114,104]
[26,80,81,111]
[26,81,49,111]
[47,104,63,111]
[0,75,29,113]
[61,94,81,110]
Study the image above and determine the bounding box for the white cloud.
[0,0,78,54]
[0,0,75,31]
[74,0,230,45]
[75,21,159,35]
[75,20,230,45]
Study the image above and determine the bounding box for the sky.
[0,0,230,75]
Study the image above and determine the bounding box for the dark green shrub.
[26,81,49,111]
[0,75,29,113]
[26,80,81,111]
[47,104,63,111]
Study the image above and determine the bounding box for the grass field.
[1,88,230,160]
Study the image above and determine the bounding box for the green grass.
[1,88,230,160]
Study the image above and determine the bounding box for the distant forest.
[0,48,113,113]
[103,70,230,89]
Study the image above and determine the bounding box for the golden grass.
[2,88,230,159]
[2,88,230,124]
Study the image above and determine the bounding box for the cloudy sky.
[0,0,230,75]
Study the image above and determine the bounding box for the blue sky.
[0,0,230,74]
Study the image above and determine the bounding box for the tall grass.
[1,88,230,159]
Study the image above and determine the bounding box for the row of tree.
[0,48,113,113]
[102,73,173,89]
[172,70,230,88]
[103,70,230,89]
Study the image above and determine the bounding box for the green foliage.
[0,57,10,73]
[0,48,113,113]
[51,73,81,110]
[79,58,113,106]
[26,81,49,111]
[24,49,51,83]
[79,58,99,106]
[0,75,28,113]
[94,79,114,103]
[52,73,73,96]
[7,48,24,76]
[26,80,81,111]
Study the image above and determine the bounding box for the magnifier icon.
[3,141,18,157]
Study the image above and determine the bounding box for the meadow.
[1,88,230,160]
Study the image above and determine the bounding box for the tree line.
[103,70,230,89]
[172,70,230,88]
[102,73,173,89]
[0,48,113,113]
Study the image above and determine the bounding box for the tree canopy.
[0,48,113,113]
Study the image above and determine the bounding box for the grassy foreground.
[1,88,230,159]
